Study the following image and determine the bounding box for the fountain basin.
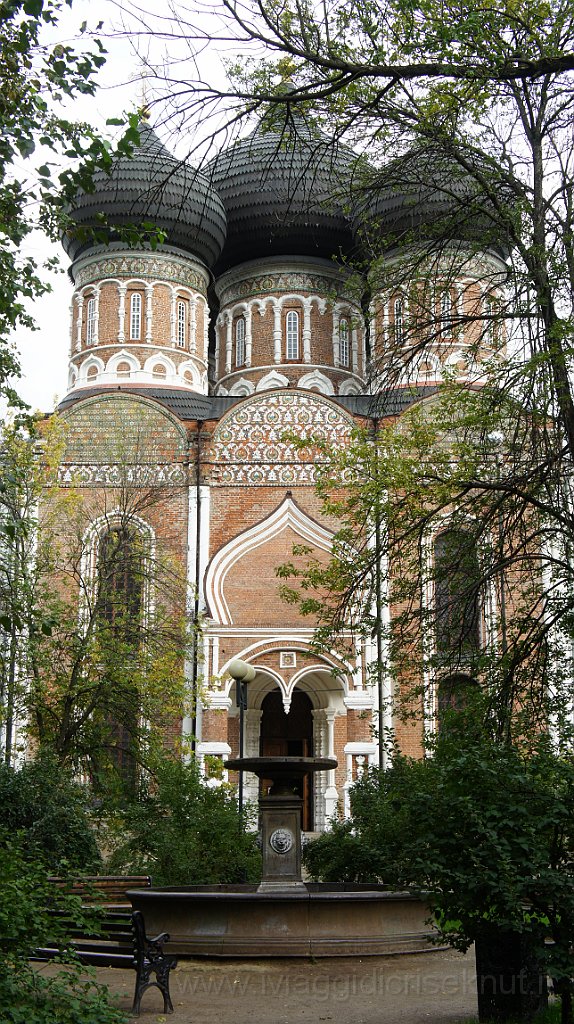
[128,884,439,958]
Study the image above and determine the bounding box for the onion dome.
[62,122,227,268]
[354,145,511,256]
[205,110,355,272]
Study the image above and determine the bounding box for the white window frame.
[440,290,453,339]
[339,318,350,367]
[286,310,299,360]
[130,292,142,341]
[235,316,246,367]
[86,297,96,345]
[393,298,403,346]
[177,299,186,347]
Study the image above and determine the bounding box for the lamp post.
[227,659,256,817]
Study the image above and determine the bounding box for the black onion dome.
[63,123,227,268]
[354,145,511,256]
[206,113,355,273]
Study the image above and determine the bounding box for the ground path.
[74,947,478,1023]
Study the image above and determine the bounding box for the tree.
[303,733,574,1023]
[0,415,197,795]
[107,1,574,741]
[0,0,142,410]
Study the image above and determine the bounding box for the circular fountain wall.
[128,884,437,957]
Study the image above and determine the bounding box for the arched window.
[393,298,403,345]
[235,316,246,367]
[86,296,96,345]
[130,292,142,341]
[339,318,350,367]
[286,310,299,360]
[97,526,145,793]
[177,299,187,347]
[434,528,480,658]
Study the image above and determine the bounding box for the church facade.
[49,118,505,826]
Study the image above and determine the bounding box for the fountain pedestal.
[258,792,304,891]
[225,755,337,892]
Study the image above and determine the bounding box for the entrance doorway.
[259,690,314,830]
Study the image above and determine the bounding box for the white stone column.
[169,287,176,346]
[332,308,340,367]
[245,305,253,367]
[273,300,282,363]
[303,299,312,363]
[225,313,233,374]
[352,328,359,374]
[93,286,100,345]
[189,296,197,353]
[75,294,84,351]
[145,284,153,342]
[118,283,127,343]
[324,708,339,821]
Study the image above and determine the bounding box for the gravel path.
[72,947,478,1024]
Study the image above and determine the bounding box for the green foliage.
[105,754,261,885]
[0,756,100,872]
[0,0,141,409]
[0,834,126,1024]
[304,734,574,1008]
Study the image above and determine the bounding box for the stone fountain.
[128,750,439,957]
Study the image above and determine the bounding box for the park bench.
[32,907,177,1016]
[47,873,152,907]
[32,876,177,1015]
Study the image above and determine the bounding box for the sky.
[9,0,229,414]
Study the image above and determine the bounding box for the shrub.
[0,756,100,872]
[0,834,126,1024]
[105,755,261,885]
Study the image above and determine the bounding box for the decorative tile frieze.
[209,391,353,486]
[58,463,187,487]
[73,254,208,292]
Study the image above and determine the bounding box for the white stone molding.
[187,483,211,618]
[144,283,153,342]
[78,354,105,382]
[272,300,282,363]
[169,285,177,346]
[177,359,203,392]
[75,293,84,352]
[228,377,255,397]
[338,379,362,396]
[80,510,155,629]
[58,462,186,487]
[205,496,334,626]
[298,369,335,395]
[256,369,290,391]
[245,306,253,367]
[117,283,127,343]
[143,353,177,378]
[225,310,233,374]
[189,295,197,353]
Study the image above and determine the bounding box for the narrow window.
[393,298,403,346]
[130,292,142,341]
[440,290,453,338]
[235,316,246,367]
[97,526,144,795]
[434,528,480,658]
[177,299,186,347]
[339,318,350,367]
[86,297,96,345]
[286,310,299,360]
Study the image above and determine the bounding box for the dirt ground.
[49,947,479,1024]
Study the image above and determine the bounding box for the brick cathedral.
[51,118,504,827]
